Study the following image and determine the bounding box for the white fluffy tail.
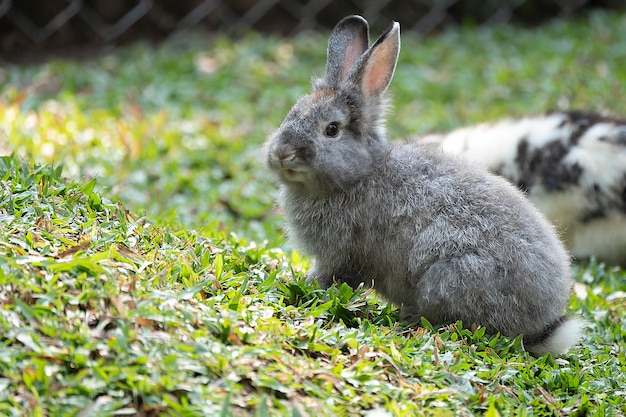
[526,318,586,356]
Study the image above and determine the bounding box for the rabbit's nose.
[275,149,296,164]
[278,151,296,161]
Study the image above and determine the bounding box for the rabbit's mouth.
[267,143,311,184]
[280,168,308,183]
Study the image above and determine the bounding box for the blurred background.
[1,1,625,245]
[1,0,625,62]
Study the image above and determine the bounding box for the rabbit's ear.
[326,15,370,83]
[359,21,400,97]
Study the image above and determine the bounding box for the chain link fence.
[1,0,624,61]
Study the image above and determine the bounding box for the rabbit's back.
[418,110,626,265]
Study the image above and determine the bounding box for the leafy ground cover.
[1,9,625,416]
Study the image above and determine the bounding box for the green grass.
[1,9,626,416]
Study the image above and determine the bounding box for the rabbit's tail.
[525,317,586,356]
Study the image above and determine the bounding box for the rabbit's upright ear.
[359,21,400,97]
[326,15,370,83]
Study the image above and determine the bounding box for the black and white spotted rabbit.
[264,15,584,356]
[419,111,626,267]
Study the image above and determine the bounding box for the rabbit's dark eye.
[324,122,339,138]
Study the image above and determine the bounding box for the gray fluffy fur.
[264,15,583,356]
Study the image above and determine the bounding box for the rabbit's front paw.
[399,305,426,324]
[307,269,336,289]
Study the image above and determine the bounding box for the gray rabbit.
[264,15,584,356]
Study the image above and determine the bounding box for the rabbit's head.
[265,16,400,194]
